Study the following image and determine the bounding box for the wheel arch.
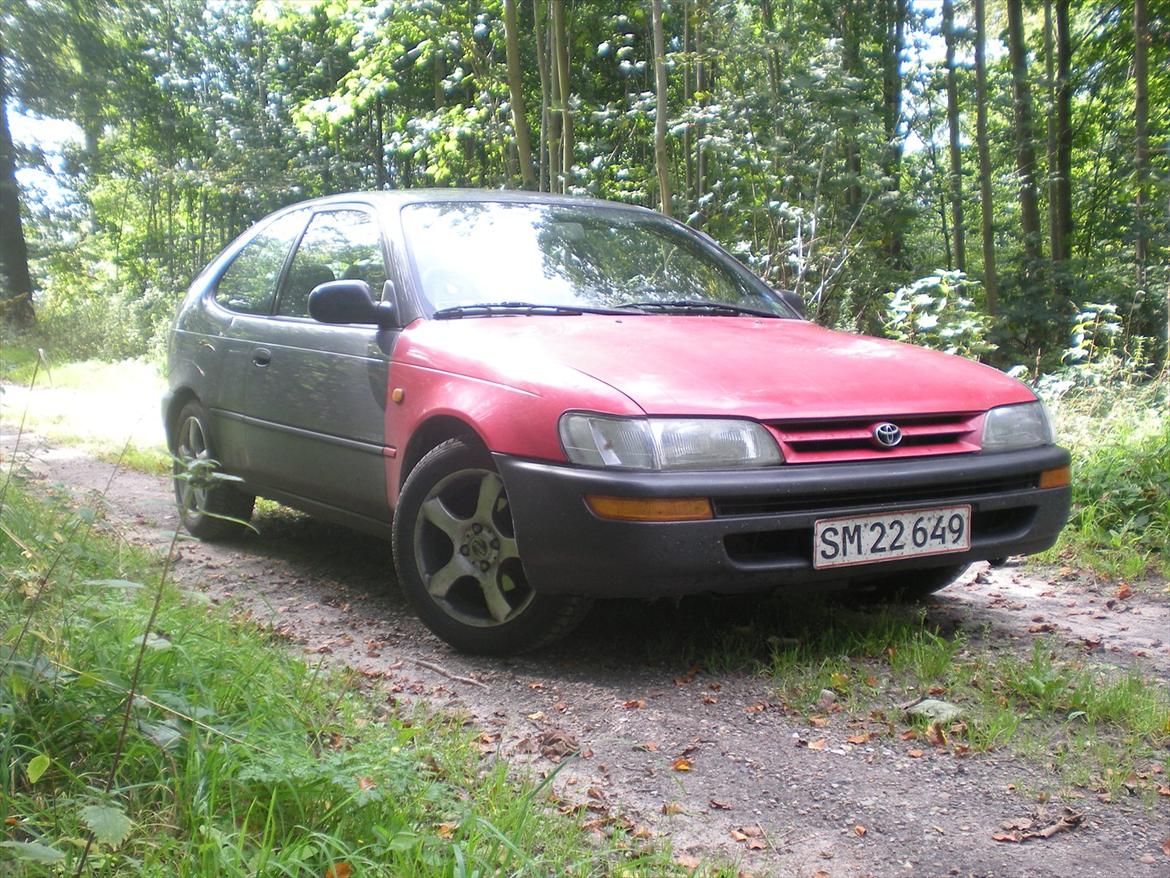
[164,387,200,448]
[397,415,489,497]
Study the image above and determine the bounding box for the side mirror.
[776,288,806,319]
[309,280,396,327]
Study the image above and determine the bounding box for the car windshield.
[401,201,794,317]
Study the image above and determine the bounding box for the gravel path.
[5,432,1169,878]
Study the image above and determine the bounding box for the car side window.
[214,210,307,315]
[276,209,388,319]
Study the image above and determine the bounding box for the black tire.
[171,400,255,540]
[850,563,969,603]
[392,437,591,655]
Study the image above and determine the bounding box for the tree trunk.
[651,0,672,217]
[841,3,862,211]
[1134,0,1148,286]
[532,0,551,192]
[1006,0,1044,283]
[694,0,706,206]
[943,0,965,272]
[503,0,537,189]
[974,0,998,314]
[0,26,35,327]
[1043,0,1061,268]
[880,0,908,267]
[1054,0,1072,270]
[551,0,572,192]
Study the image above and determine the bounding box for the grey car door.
[236,207,395,523]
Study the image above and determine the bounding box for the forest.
[0,0,1167,376]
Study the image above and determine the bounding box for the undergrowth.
[0,482,701,876]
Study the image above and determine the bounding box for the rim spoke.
[474,473,504,523]
[421,496,464,539]
[478,575,513,624]
[497,534,519,561]
[427,556,466,597]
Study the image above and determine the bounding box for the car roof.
[278,188,657,216]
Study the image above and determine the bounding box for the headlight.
[559,413,784,470]
[981,401,1054,452]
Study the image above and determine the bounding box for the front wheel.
[392,438,591,655]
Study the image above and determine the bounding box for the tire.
[850,563,969,603]
[392,438,591,655]
[171,400,255,540]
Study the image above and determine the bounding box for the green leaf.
[79,804,134,846]
[0,840,67,864]
[26,753,50,784]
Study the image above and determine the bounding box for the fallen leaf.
[1162,837,1170,857]
[709,798,732,810]
[730,829,749,842]
[436,822,457,839]
[632,825,652,839]
[527,710,545,721]
[325,864,352,878]
[662,802,684,815]
[634,741,659,752]
[675,854,702,868]
[744,702,766,713]
[587,787,605,800]
[926,722,946,747]
[847,732,871,744]
[622,699,646,709]
[900,729,918,741]
[1157,785,1170,797]
[747,838,766,850]
[357,777,376,791]
[808,714,830,727]
[1116,583,1132,600]
[672,757,693,772]
[812,872,830,878]
[854,824,867,837]
[907,748,925,758]
[807,738,827,751]
[701,693,718,704]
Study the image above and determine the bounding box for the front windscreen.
[400,201,793,317]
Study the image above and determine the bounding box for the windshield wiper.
[432,301,627,319]
[616,299,782,318]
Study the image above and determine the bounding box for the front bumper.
[494,446,1071,597]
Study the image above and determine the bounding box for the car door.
[205,208,310,474]
[236,205,396,524]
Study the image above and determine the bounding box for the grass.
[1,338,170,475]
[0,482,714,876]
[1044,374,1170,579]
[738,601,1170,801]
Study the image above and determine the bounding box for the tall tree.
[0,20,34,327]
[880,0,908,266]
[651,0,672,217]
[503,0,537,189]
[973,0,998,313]
[942,0,965,272]
[550,0,572,192]
[1133,0,1148,287]
[1006,0,1044,283]
[1044,0,1061,267]
[1053,0,1073,274]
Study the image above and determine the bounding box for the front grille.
[769,412,982,464]
[712,474,1037,518]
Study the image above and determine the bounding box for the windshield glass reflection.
[401,202,791,317]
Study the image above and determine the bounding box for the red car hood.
[399,315,1035,419]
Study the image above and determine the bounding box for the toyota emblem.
[871,422,903,449]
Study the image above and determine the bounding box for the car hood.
[398,315,1035,419]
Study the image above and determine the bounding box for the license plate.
[813,505,971,570]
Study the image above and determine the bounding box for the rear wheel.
[171,400,255,540]
[850,563,968,602]
[392,438,591,655]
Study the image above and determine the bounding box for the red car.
[165,191,1071,654]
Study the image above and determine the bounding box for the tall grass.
[1047,375,1170,576]
[0,483,700,876]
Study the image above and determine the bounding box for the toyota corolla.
[165,191,1071,654]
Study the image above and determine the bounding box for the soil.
[4,431,1169,878]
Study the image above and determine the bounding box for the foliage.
[884,271,996,359]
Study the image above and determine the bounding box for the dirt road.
[5,433,1169,878]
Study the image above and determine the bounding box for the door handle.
[252,347,272,367]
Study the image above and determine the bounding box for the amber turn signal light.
[1038,465,1070,489]
[585,495,714,522]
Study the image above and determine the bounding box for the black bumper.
[494,446,1071,597]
